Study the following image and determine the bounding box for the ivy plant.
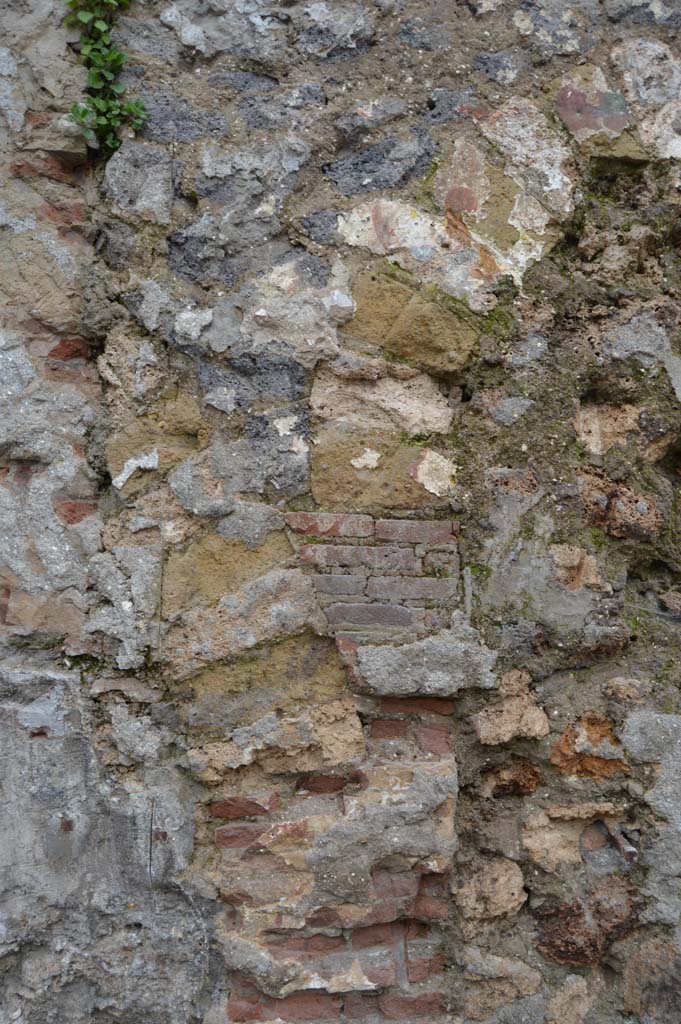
[65,0,148,153]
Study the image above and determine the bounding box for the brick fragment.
[325,603,424,629]
[285,511,374,537]
[375,519,457,543]
[415,722,454,755]
[215,823,268,849]
[379,991,446,1019]
[209,793,279,819]
[229,987,342,1022]
[300,544,420,572]
[371,719,410,740]
[310,574,365,596]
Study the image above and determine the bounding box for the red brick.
[299,544,420,572]
[371,719,409,741]
[54,499,98,524]
[378,697,455,716]
[285,512,374,537]
[351,921,402,949]
[415,723,454,755]
[230,988,342,1022]
[379,991,445,1019]
[208,794,278,819]
[325,603,424,629]
[343,993,380,1019]
[367,576,458,601]
[375,519,457,543]
[215,823,268,849]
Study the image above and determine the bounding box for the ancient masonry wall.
[3,1,681,1022]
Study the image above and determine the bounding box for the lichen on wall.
[2,1,681,1022]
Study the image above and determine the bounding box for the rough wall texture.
[3,0,681,1022]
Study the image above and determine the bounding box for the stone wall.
[2,0,681,1021]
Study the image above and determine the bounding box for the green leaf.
[77,9,94,22]
[94,19,108,31]
[88,70,105,88]
[111,82,125,94]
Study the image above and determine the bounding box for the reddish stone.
[371,719,409,741]
[534,881,641,966]
[379,991,445,1019]
[551,714,629,779]
[378,697,455,716]
[374,519,457,543]
[208,794,278,819]
[48,337,90,360]
[415,723,453,755]
[285,512,374,537]
[215,823,269,849]
[11,154,76,184]
[54,500,98,524]
[482,759,545,797]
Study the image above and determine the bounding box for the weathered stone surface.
[4,0,681,1019]
[355,618,497,697]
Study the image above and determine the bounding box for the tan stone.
[107,391,209,497]
[473,670,549,745]
[546,975,593,1024]
[549,545,612,593]
[311,424,453,513]
[164,568,327,679]
[455,857,526,928]
[551,713,629,779]
[310,365,453,434]
[187,696,365,782]
[522,802,620,872]
[344,269,478,373]
[462,949,541,1021]
[574,404,640,456]
[163,530,292,618]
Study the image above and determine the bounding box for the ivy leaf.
[77,9,94,22]
[111,82,125,94]
[94,19,108,31]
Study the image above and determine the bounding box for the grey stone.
[103,141,174,225]
[217,502,285,549]
[291,2,375,59]
[112,17,180,61]
[325,132,434,195]
[603,313,681,400]
[425,88,476,125]
[356,617,498,696]
[475,50,526,84]
[140,89,229,141]
[400,16,451,51]
[336,97,407,139]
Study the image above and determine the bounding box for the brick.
[215,823,268,849]
[343,993,380,1019]
[378,991,445,1020]
[324,603,424,629]
[48,337,90,360]
[407,951,446,982]
[366,576,458,601]
[229,988,342,1022]
[285,511,374,537]
[351,921,403,949]
[265,933,346,956]
[378,697,456,716]
[415,723,454,755]
[208,794,279,819]
[310,574,365,596]
[371,719,410,741]
[375,519,457,543]
[299,544,420,572]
